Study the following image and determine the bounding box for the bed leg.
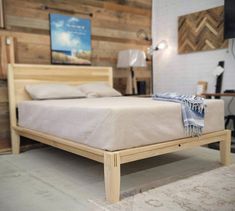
[11,130,20,154]
[104,152,121,203]
[220,130,231,166]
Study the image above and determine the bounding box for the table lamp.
[117,49,146,95]
[213,61,225,98]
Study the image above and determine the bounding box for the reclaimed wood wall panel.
[178,6,228,54]
[0,0,4,28]
[0,0,152,152]
[3,0,152,85]
[0,36,15,79]
[0,80,11,152]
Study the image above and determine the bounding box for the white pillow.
[78,83,122,98]
[25,84,86,100]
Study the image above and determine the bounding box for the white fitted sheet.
[18,97,224,151]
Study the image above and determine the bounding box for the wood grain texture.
[220,130,231,165]
[178,6,228,54]
[2,0,152,92]
[14,126,104,162]
[0,36,8,78]
[0,80,10,151]
[9,64,113,103]
[0,0,4,28]
[104,152,120,203]
[0,36,15,79]
[119,130,230,164]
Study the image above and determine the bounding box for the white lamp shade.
[213,66,224,76]
[117,49,147,68]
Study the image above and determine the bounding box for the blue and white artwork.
[50,14,91,65]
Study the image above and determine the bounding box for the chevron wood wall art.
[178,6,228,54]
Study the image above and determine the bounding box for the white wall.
[152,0,235,96]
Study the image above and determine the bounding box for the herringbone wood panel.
[178,6,228,54]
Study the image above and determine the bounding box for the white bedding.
[18,97,224,151]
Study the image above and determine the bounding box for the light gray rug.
[94,165,235,211]
[1,147,234,211]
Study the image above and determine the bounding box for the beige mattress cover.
[18,97,224,151]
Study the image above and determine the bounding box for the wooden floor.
[0,147,234,211]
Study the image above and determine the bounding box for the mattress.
[18,97,224,151]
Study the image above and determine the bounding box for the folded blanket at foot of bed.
[153,93,206,136]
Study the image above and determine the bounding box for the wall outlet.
[6,37,11,45]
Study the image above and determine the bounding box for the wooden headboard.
[8,64,113,104]
[8,64,113,130]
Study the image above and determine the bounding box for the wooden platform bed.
[8,64,232,203]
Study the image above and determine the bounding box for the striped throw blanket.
[153,93,206,136]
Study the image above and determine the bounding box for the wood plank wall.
[0,0,152,152]
[4,0,152,92]
[0,80,10,152]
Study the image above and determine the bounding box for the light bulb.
[157,40,168,50]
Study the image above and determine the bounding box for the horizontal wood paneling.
[0,81,10,151]
[0,0,4,28]
[0,29,151,70]
[0,0,152,151]
[3,0,152,82]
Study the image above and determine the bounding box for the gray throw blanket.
[153,93,206,136]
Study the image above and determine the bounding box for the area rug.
[92,165,235,211]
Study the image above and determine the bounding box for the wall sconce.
[147,40,168,94]
[147,40,168,55]
[136,29,151,41]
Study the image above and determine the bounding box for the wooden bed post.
[220,130,231,165]
[10,131,20,154]
[104,152,121,203]
[8,64,20,154]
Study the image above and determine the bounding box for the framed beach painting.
[50,14,91,65]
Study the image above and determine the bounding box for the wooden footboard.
[8,64,232,203]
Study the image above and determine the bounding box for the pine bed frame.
[8,64,231,203]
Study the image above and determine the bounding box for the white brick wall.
[152,0,235,95]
